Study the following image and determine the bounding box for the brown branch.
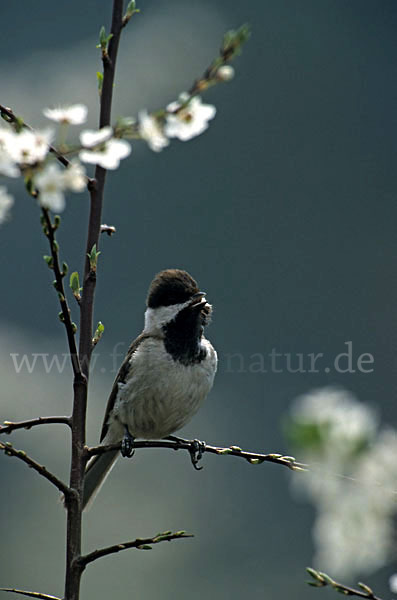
[306,569,383,600]
[86,437,307,472]
[78,0,124,378]
[0,589,61,600]
[78,530,193,569]
[0,441,73,499]
[64,4,126,600]
[0,416,71,435]
[41,208,83,378]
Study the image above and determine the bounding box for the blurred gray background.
[1,1,397,598]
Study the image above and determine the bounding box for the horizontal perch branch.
[0,589,61,600]
[0,441,73,498]
[78,530,193,568]
[0,416,71,435]
[86,437,307,472]
[306,568,383,600]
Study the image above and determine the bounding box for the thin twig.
[0,441,73,498]
[0,416,71,435]
[187,24,250,97]
[306,568,383,600]
[78,530,193,568]
[0,589,61,600]
[42,208,83,378]
[86,437,307,471]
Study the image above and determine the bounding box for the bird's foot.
[189,439,206,470]
[121,425,135,458]
[166,435,205,470]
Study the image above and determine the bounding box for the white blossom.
[164,94,216,141]
[390,574,397,593]
[43,104,88,125]
[0,186,14,224]
[62,159,86,192]
[0,147,19,177]
[291,387,377,457]
[34,163,66,212]
[9,128,54,165]
[0,129,19,177]
[138,110,169,152]
[80,126,112,148]
[79,126,131,170]
[313,488,394,576]
[288,386,397,577]
[357,429,397,512]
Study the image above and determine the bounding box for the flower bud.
[217,65,235,82]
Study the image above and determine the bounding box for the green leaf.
[97,26,113,49]
[25,177,35,197]
[14,117,24,133]
[92,321,105,346]
[306,568,325,584]
[43,255,53,269]
[124,0,140,19]
[97,25,106,48]
[62,261,68,276]
[69,271,82,300]
[97,72,103,93]
[358,582,373,595]
[70,271,80,293]
[87,244,101,271]
[222,23,251,58]
[319,572,335,586]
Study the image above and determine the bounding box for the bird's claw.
[165,435,206,470]
[189,439,206,470]
[121,425,135,458]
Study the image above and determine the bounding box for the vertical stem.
[64,2,125,599]
[63,377,87,600]
[79,0,125,377]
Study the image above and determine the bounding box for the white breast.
[108,337,217,440]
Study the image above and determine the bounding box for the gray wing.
[100,333,150,441]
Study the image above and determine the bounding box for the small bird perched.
[83,269,217,509]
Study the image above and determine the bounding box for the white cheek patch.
[143,299,193,333]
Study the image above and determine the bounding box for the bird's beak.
[189,291,207,309]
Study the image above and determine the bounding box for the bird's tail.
[83,449,119,510]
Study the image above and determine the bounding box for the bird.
[83,268,218,509]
